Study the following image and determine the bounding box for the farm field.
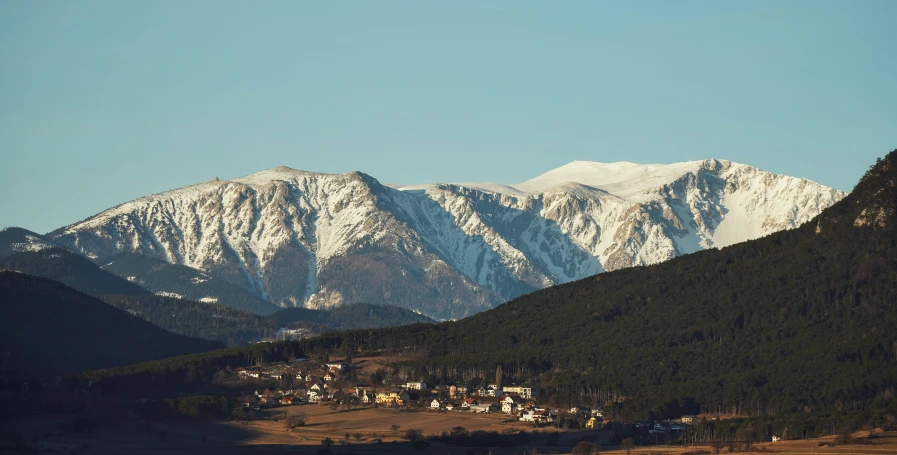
[222,403,527,445]
[6,407,896,455]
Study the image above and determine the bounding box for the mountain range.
[292,149,897,419]
[0,248,434,347]
[8,159,844,319]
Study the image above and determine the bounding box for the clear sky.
[1,1,895,233]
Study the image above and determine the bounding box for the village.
[228,355,696,440]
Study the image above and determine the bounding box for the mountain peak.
[513,160,705,197]
[46,156,847,319]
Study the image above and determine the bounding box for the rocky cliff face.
[49,160,845,319]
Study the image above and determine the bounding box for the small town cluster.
[230,359,696,434]
[234,360,579,425]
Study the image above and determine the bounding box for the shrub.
[404,429,424,442]
[284,414,307,429]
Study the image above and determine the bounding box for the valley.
[1,151,894,455]
[4,3,894,453]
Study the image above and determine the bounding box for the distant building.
[377,390,403,405]
[501,402,518,415]
[469,403,495,413]
[405,381,427,390]
[502,386,532,399]
[430,399,446,410]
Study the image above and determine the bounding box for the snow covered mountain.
[0,227,64,258]
[48,160,845,319]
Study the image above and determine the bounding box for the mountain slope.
[272,302,435,331]
[0,227,64,258]
[48,160,844,319]
[0,248,151,298]
[99,252,282,315]
[0,272,222,379]
[298,150,897,419]
[102,296,436,346]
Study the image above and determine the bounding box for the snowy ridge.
[10,235,57,253]
[50,159,845,319]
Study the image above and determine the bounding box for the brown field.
[221,403,528,445]
[340,353,424,376]
[350,354,398,375]
[7,408,897,455]
[599,432,897,455]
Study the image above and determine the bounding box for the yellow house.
[585,417,599,429]
[376,390,402,405]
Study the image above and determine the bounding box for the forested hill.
[0,272,222,380]
[0,248,151,298]
[101,297,437,346]
[272,303,435,330]
[298,150,897,419]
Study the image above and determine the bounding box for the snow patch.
[155,291,184,299]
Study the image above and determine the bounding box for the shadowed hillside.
[0,272,222,379]
[0,248,151,297]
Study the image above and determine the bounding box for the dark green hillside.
[297,150,897,419]
[102,294,281,346]
[0,248,151,297]
[273,302,435,330]
[102,297,436,346]
[99,252,282,315]
[0,272,222,379]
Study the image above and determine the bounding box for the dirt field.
[220,403,532,445]
[345,353,421,376]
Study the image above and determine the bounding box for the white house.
[430,399,445,410]
[502,386,532,399]
[406,381,427,390]
[501,402,518,415]
[485,386,504,398]
[469,404,494,413]
[520,409,554,424]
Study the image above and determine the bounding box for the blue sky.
[1,1,895,233]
